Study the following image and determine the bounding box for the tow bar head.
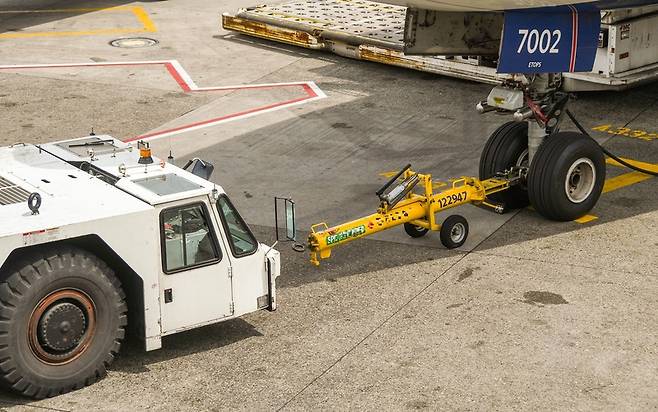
[307,166,521,266]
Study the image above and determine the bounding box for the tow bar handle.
[376,163,411,198]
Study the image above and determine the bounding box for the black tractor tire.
[440,215,469,249]
[0,246,127,398]
[403,223,429,238]
[479,121,530,209]
[528,132,605,221]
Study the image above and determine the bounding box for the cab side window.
[217,195,258,257]
[161,203,221,273]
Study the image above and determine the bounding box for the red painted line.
[128,78,319,140]
[193,83,308,92]
[164,62,191,92]
[572,8,579,72]
[0,60,324,140]
[302,83,317,98]
[128,94,313,141]
[23,229,46,236]
[569,5,578,72]
[0,61,313,95]
[0,62,164,70]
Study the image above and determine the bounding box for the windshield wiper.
[68,139,114,148]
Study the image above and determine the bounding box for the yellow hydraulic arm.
[307,165,520,266]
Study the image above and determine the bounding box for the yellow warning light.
[137,140,153,165]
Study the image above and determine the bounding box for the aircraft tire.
[479,121,530,209]
[0,246,126,398]
[528,132,605,221]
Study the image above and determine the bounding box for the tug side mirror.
[285,199,296,242]
[183,158,214,180]
[274,197,296,242]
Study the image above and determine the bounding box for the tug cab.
[0,136,281,398]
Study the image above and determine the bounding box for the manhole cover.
[109,37,159,48]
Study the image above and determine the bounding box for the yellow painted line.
[605,157,658,174]
[0,6,156,39]
[0,28,151,39]
[0,6,133,13]
[602,156,655,194]
[131,7,157,33]
[379,171,397,178]
[574,214,598,224]
[602,171,652,194]
[572,156,657,223]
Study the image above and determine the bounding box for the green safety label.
[326,225,366,245]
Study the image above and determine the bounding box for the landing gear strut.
[477,73,605,221]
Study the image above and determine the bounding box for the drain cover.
[109,37,158,48]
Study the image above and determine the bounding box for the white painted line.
[0,59,328,141]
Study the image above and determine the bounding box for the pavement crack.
[276,211,520,410]
[621,97,658,128]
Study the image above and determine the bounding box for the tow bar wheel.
[528,132,605,221]
[0,246,126,399]
[440,215,469,249]
[403,223,429,238]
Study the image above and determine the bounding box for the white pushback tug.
[0,136,285,398]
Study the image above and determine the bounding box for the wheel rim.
[450,223,466,244]
[564,158,596,204]
[516,149,529,167]
[28,289,96,365]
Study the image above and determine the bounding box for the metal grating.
[240,0,405,46]
[225,0,505,84]
[0,176,31,206]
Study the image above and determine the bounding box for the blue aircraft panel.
[498,4,600,74]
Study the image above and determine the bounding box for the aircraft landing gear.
[479,121,529,209]
[528,131,605,221]
[477,73,605,221]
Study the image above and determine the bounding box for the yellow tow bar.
[307,165,519,266]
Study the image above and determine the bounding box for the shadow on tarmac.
[189,36,656,288]
[0,319,262,407]
[114,318,262,374]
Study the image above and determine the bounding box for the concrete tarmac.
[0,0,656,410]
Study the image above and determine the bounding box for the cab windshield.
[216,195,258,256]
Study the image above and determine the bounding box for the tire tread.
[528,132,605,221]
[0,245,127,398]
